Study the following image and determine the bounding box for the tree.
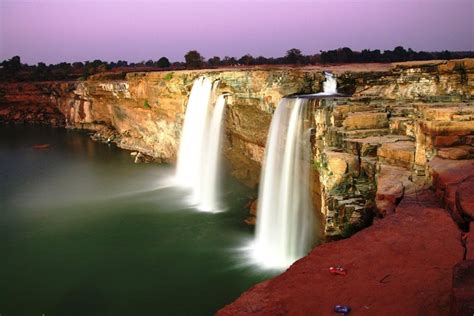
[392,46,409,61]
[255,56,268,65]
[238,54,254,65]
[72,62,84,69]
[222,56,237,66]
[157,57,170,68]
[285,48,303,64]
[2,56,22,73]
[207,56,221,67]
[117,60,128,67]
[184,50,204,68]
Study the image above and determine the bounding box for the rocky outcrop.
[0,81,74,126]
[218,190,464,316]
[1,59,473,239]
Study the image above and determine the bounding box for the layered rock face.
[1,59,473,239]
[311,59,474,237]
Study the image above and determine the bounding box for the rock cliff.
[1,59,473,239]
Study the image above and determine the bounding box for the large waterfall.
[251,72,338,269]
[175,77,226,212]
[252,97,315,269]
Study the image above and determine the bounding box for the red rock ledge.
[218,190,463,316]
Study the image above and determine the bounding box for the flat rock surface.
[430,157,474,188]
[218,191,463,316]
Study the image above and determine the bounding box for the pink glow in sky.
[1,0,473,64]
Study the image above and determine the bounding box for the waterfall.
[175,77,213,188]
[252,98,315,269]
[306,72,338,97]
[175,77,226,212]
[323,72,337,94]
[197,95,227,211]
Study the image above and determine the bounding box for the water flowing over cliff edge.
[1,60,474,314]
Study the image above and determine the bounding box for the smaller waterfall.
[175,77,227,212]
[304,72,338,97]
[322,72,337,94]
[252,98,315,269]
[197,95,227,211]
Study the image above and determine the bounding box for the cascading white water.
[322,72,337,94]
[252,98,315,269]
[175,77,213,188]
[197,95,227,211]
[175,77,226,212]
[305,71,338,97]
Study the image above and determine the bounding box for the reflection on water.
[0,125,276,316]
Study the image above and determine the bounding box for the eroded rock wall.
[1,59,473,239]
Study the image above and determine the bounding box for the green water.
[0,125,275,316]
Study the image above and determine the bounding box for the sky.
[0,0,473,64]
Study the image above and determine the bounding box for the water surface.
[0,125,275,316]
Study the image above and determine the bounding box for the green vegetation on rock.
[143,100,151,109]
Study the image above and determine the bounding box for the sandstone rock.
[375,199,396,215]
[438,147,470,160]
[429,158,474,224]
[323,151,359,190]
[467,222,474,260]
[429,158,474,191]
[423,106,474,121]
[331,104,377,126]
[457,176,474,218]
[450,260,474,316]
[344,135,412,157]
[433,136,461,148]
[389,117,414,136]
[360,157,377,180]
[342,112,388,130]
[375,164,411,216]
[420,120,474,136]
[378,141,415,168]
[218,191,463,316]
[339,128,390,139]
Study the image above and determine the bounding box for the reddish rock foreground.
[218,190,463,316]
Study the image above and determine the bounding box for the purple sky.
[1,0,473,64]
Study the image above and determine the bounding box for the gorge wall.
[1,59,473,239]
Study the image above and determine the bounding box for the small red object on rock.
[329,266,347,275]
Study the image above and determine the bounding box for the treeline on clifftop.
[1,47,473,82]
